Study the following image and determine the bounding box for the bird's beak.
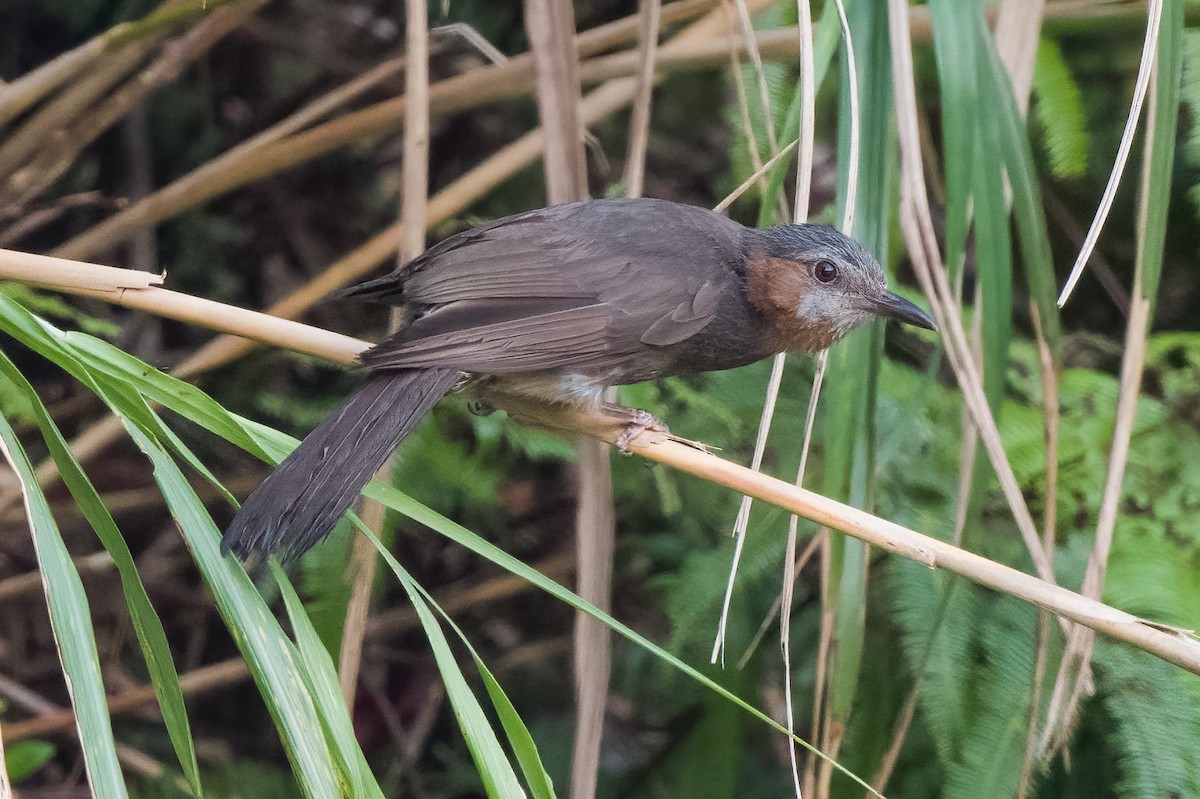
[872,291,937,331]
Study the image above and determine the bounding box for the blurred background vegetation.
[1,0,1199,797]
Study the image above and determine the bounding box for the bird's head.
[745,224,936,352]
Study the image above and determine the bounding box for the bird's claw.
[615,410,670,453]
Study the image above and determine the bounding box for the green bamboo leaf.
[928,0,980,277]
[377,543,556,799]
[0,351,202,796]
[1137,0,1184,306]
[818,0,891,720]
[1031,38,1090,179]
[472,655,557,799]
[0,296,878,795]
[0,301,343,798]
[974,12,1062,350]
[274,565,383,799]
[362,528,526,798]
[117,417,342,799]
[358,481,878,794]
[0,405,128,799]
[971,82,1015,416]
[59,327,275,464]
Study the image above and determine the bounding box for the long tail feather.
[223,368,459,562]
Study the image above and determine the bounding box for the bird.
[222,198,936,562]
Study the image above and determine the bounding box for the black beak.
[873,291,937,331]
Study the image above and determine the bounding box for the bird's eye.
[815,260,838,283]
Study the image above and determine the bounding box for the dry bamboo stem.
[50,0,718,263]
[1,249,1197,677]
[0,35,683,520]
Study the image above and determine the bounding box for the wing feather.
[346,199,749,375]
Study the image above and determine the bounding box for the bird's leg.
[599,402,669,453]
[471,384,713,452]
[599,402,713,453]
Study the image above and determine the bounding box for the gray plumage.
[223,198,934,561]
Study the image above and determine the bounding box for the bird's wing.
[353,200,747,374]
[361,300,616,373]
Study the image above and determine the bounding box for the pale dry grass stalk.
[800,4,857,795]
[1042,1,1175,757]
[729,0,781,156]
[887,0,1059,591]
[1,249,1199,675]
[1056,0,1164,306]
[523,0,603,794]
[711,0,818,668]
[735,529,826,669]
[0,0,238,125]
[0,7,743,526]
[1041,252,1156,755]
[1018,305,1059,799]
[429,23,509,65]
[51,0,718,263]
[994,0,1047,115]
[1,0,269,217]
[339,0,434,709]
[623,0,663,198]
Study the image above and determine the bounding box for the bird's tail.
[222,368,460,562]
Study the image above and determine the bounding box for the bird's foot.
[612,408,670,453]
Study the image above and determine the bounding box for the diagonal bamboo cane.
[1,247,1197,678]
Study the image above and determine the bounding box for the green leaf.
[0,295,877,795]
[820,0,893,722]
[5,740,55,782]
[118,417,342,799]
[0,299,343,799]
[929,0,980,276]
[975,11,1062,350]
[0,403,129,799]
[755,0,845,227]
[370,535,557,799]
[1095,639,1200,798]
[362,527,526,799]
[0,351,202,796]
[274,564,384,799]
[1031,38,1090,179]
[1135,0,1184,306]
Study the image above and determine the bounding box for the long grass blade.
[0,352,202,796]
[275,565,385,799]
[1056,0,1165,306]
[1042,0,1185,755]
[0,296,342,798]
[0,403,129,799]
[365,531,526,797]
[364,529,555,799]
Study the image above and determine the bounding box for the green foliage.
[0,283,120,337]
[5,740,56,782]
[6,2,1200,796]
[1095,640,1200,798]
[1032,39,1091,179]
[1178,29,1200,218]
